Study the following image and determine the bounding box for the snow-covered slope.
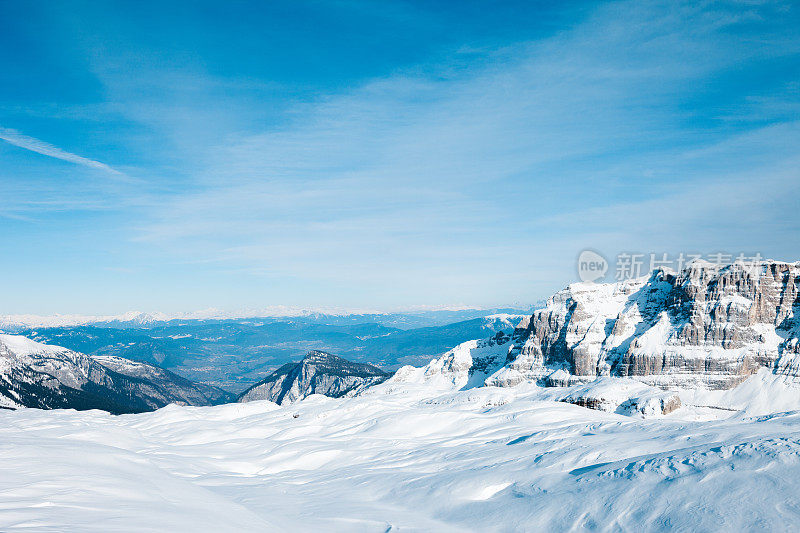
[0,334,232,412]
[388,331,511,392]
[4,369,800,531]
[238,350,390,404]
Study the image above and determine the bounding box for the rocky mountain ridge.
[238,350,391,405]
[0,334,233,413]
[389,261,800,403]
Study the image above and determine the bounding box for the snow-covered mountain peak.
[301,350,340,364]
[382,331,516,396]
[0,333,68,357]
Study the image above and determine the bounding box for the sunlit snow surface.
[4,371,800,531]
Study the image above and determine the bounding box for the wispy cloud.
[130,1,795,308]
[135,1,800,284]
[0,126,122,175]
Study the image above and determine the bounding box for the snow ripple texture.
[4,369,800,531]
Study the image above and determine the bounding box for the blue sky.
[1,0,799,315]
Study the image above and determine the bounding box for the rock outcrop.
[560,378,682,415]
[238,351,391,405]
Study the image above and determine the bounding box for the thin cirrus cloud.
[0,127,122,175]
[137,1,799,266]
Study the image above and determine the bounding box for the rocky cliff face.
[389,261,799,394]
[238,351,391,405]
[488,260,800,390]
[0,334,233,413]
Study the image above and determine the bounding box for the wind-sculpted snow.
[3,370,800,531]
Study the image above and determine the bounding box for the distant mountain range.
[0,311,170,330]
[12,313,526,392]
[0,307,535,331]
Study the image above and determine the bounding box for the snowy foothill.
[4,369,800,531]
